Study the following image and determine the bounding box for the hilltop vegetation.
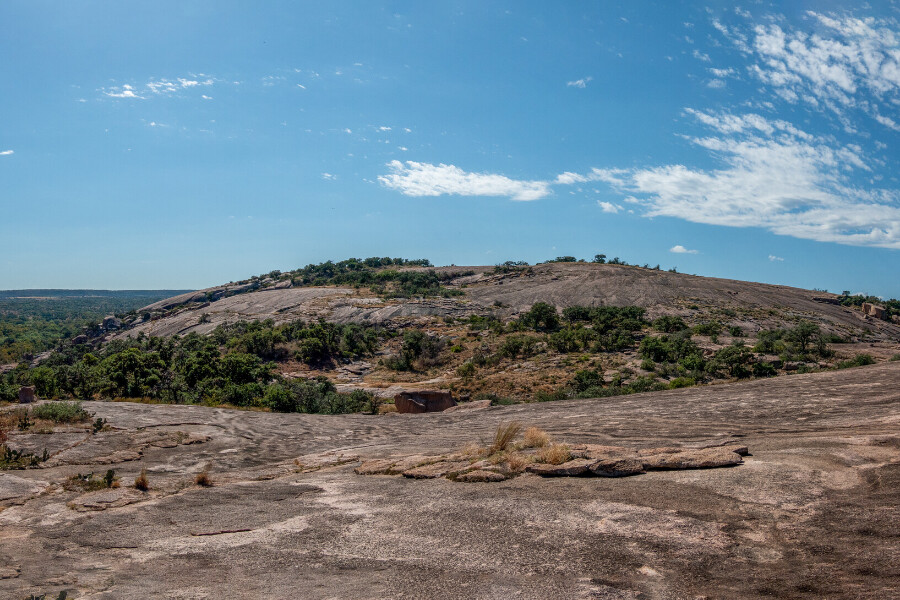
[3,256,898,415]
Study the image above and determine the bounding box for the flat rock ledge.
[355,443,748,483]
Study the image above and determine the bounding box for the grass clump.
[31,401,92,424]
[64,469,119,491]
[194,463,213,487]
[134,468,150,491]
[536,443,573,465]
[489,421,522,454]
[521,426,550,449]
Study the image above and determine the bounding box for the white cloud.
[201,94,213,100]
[378,126,392,131]
[104,84,143,99]
[670,245,699,254]
[769,254,785,262]
[718,11,900,128]
[378,161,552,201]
[593,110,900,249]
[707,79,726,89]
[321,173,336,180]
[693,49,711,62]
[598,201,622,213]
[0,150,13,156]
[567,76,593,88]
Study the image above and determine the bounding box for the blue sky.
[2,1,899,297]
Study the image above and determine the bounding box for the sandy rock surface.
[1,362,898,598]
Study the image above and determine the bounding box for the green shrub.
[520,302,560,332]
[752,362,777,377]
[692,321,723,336]
[456,361,476,380]
[31,401,92,423]
[836,354,876,369]
[640,359,655,372]
[572,369,604,392]
[652,316,687,333]
[668,377,695,389]
[728,326,743,337]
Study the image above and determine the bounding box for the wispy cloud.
[0,150,13,156]
[567,76,593,88]
[769,254,785,262]
[670,245,698,254]
[594,110,900,249]
[718,11,900,128]
[378,161,552,201]
[103,76,215,99]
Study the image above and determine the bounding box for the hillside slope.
[122,263,898,340]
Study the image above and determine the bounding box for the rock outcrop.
[394,390,457,413]
[862,302,888,320]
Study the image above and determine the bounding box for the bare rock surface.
[120,263,900,342]
[0,362,898,598]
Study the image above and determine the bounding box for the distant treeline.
[0,290,192,299]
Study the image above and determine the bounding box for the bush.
[572,369,604,392]
[31,401,92,423]
[668,377,695,389]
[693,321,723,336]
[520,302,560,332]
[456,361,476,380]
[652,316,687,333]
[836,354,876,369]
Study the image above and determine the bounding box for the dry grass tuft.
[461,441,487,459]
[505,452,530,474]
[522,426,551,448]
[489,421,522,454]
[194,463,213,487]
[537,443,572,465]
[134,468,150,491]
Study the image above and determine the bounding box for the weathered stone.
[526,458,595,477]
[394,390,457,414]
[294,451,359,472]
[641,447,743,470]
[354,459,399,475]
[68,488,146,512]
[0,565,20,580]
[18,386,35,404]
[454,469,507,483]
[443,399,492,413]
[589,458,645,477]
[574,444,630,459]
[72,334,89,345]
[861,302,888,320]
[402,460,471,479]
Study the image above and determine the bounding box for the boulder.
[18,386,35,404]
[641,447,743,470]
[102,316,123,330]
[394,390,457,414]
[861,302,888,320]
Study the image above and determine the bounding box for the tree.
[592,254,607,264]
